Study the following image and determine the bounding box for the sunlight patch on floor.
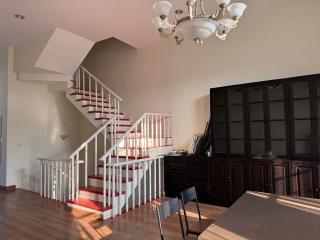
[69,207,114,239]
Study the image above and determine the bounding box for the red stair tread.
[80,186,125,196]
[110,131,141,134]
[111,155,149,159]
[88,174,133,182]
[83,104,117,109]
[96,117,130,121]
[88,110,124,115]
[70,92,102,98]
[117,145,173,150]
[98,164,142,170]
[77,98,109,104]
[68,198,112,211]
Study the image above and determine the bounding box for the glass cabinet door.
[248,85,265,155]
[268,82,287,157]
[291,80,312,158]
[316,79,320,158]
[229,87,245,154]
[213,89,227,154]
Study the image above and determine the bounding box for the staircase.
[39,66,173,219]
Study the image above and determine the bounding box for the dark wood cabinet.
[269,159,289,195]
[211,75,320,160]
[246,160,269,193]
[209,74,320,206]
[290,161,319,198]
[212,158,230,205]
[164,155,211,204]
[229,159,246,202]
[211,157,289,206]
[163,74,320,207]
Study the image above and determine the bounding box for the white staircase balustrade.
[38,158,83,202]
[74,66,122,120]
[68,116,118,202]
[38,116,118,202]
[99,113,172,216]
[39,66,174,220]
[106,156,164,218]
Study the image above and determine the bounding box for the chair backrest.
[156,198,185,240]
[181,186,202,233]
[181,186,198,205]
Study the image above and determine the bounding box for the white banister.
[98,113,172,215]
[69,116,118,201]
[41,64,172,219]
[39,116,118,202]
[74,66,122,121]
[104,156,164,216]
[80,66,122,101]
[38,158,84,202]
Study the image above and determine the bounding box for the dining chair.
[180,186,214,237]
[156,197,197,240]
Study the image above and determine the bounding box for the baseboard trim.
[0,185,16,192]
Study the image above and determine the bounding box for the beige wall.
[0,48,9,186]
[5,47,86,192]
[83,0,320,149]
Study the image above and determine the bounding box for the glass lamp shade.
[152,17,163,29]
[216,0,231,7]
[176,18,218,40]
[218,19,235,32]
[153,1,172,17]
[227,3,247,19]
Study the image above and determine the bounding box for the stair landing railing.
[39,116,119,202]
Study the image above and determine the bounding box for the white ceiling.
[0,0,161,49]
[0,0,247,49]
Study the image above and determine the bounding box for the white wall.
[5,47,86,191]
[82,0,320,150]
[0,48,8,186]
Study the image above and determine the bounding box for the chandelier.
[152,0,247,45]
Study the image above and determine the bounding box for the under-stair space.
[39,66,173,219]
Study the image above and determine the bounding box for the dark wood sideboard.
[165,74,320,207]
[164,155,211,204]
[164,155,320,207]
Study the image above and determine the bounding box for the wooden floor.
[0,189,226,240]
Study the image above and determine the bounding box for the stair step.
[80,187,125,196]
[88,175,133,182]
[97,117,130,121]
[98,164,142,170]
[83,104,117,110]
[77,98,109,104]
[89,110,124,115]
[111,155,149,159]
[67,198,112,211]
[70,88,103,97]
[70,92,102,98]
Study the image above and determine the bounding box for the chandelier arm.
[187,0,196,20]
[211,7,226,21]
[200,0,206,15]
[215,32,227,41]
[231,20,239,29]
[162,19,176,30]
